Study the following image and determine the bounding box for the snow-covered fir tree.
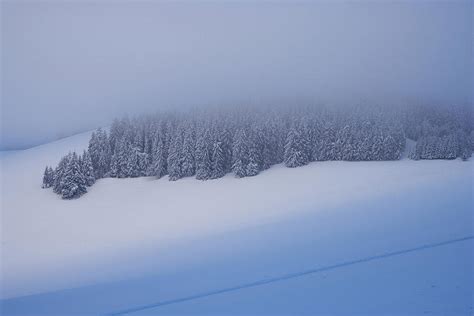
[61,152,87,199]
[284,123,309,168]
[111,137,133,178]
[136,151,149,177]
[231,128,248,177]
[195,127,212,180]
[167,124,184,181]
[53,153,72,194]
[88,128,110,178]
[180,123,196,178]
[127,147,141,178]
[81,150,95,186]
[148,132,167,178]
[42,166,54,188]
[246,128,262,176]
[211,141,226,179]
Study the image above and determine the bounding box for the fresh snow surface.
[0,132,473,315]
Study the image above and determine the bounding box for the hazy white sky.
[1,1,472,150]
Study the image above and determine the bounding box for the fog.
[1,1,472,150]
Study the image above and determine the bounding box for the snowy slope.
[1,133,473,315]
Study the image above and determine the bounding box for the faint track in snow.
[108,235,474,315]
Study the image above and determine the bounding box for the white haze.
[1,0,472,150]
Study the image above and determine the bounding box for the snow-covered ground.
[1,133,473,315]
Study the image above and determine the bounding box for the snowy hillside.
[1,132,473,315]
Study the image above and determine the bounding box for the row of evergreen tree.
[43,105,473,199]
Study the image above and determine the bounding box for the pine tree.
[109,118,122,154]
[61,152,87,199]
[221,126,233,173]
[195,128,212,180]
[137,151,149,176]
[53,153,72,194]
[42,166,49,188]
[42,166,54,188]
[88,128,110,178]
[284,124,309,168]
[133,126,145,152]
[97,129,111,177]
[81,150,95,186]
[180,124,196,177]
[246,129,261,176]
[109,153,118,177]
[88,130,98,164]
[114,138,132,178]
[127,147,141,178]
[211,141,226,179]
[167,126,183,181]
[231,128,248,177]
[259,125,274,170]
[48,166,55,188]
[148,133,167,178]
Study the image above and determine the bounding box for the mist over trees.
[42,104,473,199]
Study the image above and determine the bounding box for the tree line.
[42,105,474,199]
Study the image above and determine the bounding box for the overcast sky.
[1,1,472,150]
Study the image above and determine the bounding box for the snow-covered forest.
[43,105,474,199]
